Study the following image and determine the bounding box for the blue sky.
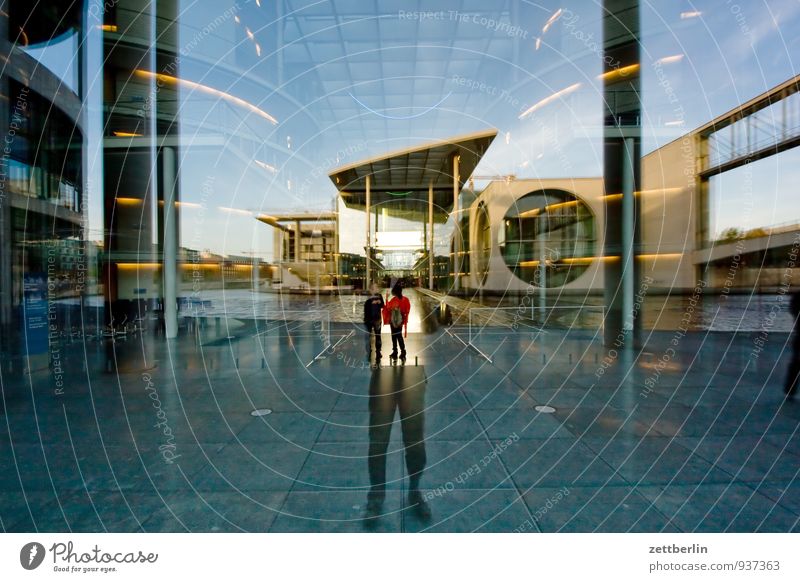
[76,0,800,258]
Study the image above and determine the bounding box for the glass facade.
[2,0,800,539]
[0,0,796,346]
[1,1,96,354]
[6,81,83,212]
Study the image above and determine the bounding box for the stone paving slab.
[2,313,799,532]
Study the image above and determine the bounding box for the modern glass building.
[1,2,95,359]
[1,0,800,537]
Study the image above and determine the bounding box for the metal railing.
[465,305,606,363]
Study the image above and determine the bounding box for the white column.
[428,181,434,290]
[252,224,259,293]
[538,214,547,319]
[365,174,371,290]
[294,220,301,262]
[162,147,178,338]
[334,199,339,284]
[452,155,460,292]
[622,137,635,332]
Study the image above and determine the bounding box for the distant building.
[460,76,800,295]
[258,213,338,291]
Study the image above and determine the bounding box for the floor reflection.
[366,363,431,522]
[6,287,800,532]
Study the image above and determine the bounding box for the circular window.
[500,189,595,287]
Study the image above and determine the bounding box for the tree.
[718,227,743,242]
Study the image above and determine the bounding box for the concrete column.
[294,220,301,262]
[365,174,371,290]
[538,214,547,318]
[697,136,710,249]
[429,182,434,290]
[162,147,178,338]
[334,200,340,283]
[0,66,11,339]
[252,225,259,293]
[782,92,788,140]
[602,0,641,348]
[452,155,460,292]
[621,137,635,331]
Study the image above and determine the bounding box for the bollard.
[569,353,572,364]
[415,356,418,366]
[261,358,266,369]
[542,353,546,364]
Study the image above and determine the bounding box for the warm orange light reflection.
[602,188,683,200]
[254,160,277,173]
[597,64,640,83]
[115,197,142,205]
[561,256,618,265]
[519,83,581,119]
[219,207,253,216]
[134,70,278,124]
[517,255,681,268]
[157,200,203,208]
[116,263,160,269]
[655,54,684,65]
[542,9,562,33]
[637,253,682,260]
[518,199,581,218]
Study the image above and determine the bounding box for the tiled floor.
[2,298,799,532]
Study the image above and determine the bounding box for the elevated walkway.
[695,226,800,264]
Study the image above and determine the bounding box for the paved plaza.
[1,291,799,533]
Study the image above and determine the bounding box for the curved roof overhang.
[328,129,497,224]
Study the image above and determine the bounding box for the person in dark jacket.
[785,291,800,397]
[363,282,385,362]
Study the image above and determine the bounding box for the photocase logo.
[20,542,46,570]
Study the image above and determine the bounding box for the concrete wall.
[465,140,701,294]
[639,135,699,290]
[465,178,607,294]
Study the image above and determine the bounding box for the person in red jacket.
[383,283,411,362]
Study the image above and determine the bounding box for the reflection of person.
[383,283,411,362]
[363,282,385,362]
[785,291,800,397]
[365,365,430,521]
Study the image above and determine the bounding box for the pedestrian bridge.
[694,224,800,265]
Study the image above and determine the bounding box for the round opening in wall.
[501,189,596,288]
